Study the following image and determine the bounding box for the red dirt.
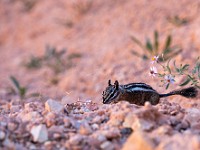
[0,0,200,149]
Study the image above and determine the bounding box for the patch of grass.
[24,45,82,74]
[21,0,38,12]
[9,76,41,99]
[167,15,189,27]
[73,0,93,15]
[10,76,27,99]
[131,30,182,62]
[43,45,67,74]
[24,55,42,69]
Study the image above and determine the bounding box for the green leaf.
[130,36,145,50]
[179,77,191,86]
[163,47,171,55]
[154,30,159,53]
[182,64,189,71]
[166,59,171,74]
[187,75,194,80]
[196,61,200,79]
[164,35,171,50]
[20,87,26,98]
[166,66,171,74]
[145,38,153,52]
[166,83,170,89]
[10,76,21,90]
[173,61,180,73]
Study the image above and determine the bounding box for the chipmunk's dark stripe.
[123,83,155,91]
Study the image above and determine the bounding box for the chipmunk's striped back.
[123,83,156,92]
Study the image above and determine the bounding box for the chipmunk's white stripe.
[124,84,154,90]
[127,87,155,92]
[125,83,147,87]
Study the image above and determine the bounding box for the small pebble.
[0,130,6,140]
[69,134,83,145]
[7,122,18,131]
[91,123,99,130]
[100,141,115,150]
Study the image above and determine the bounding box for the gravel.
[0,99,200,149]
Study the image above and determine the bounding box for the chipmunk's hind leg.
[160,87,198,98]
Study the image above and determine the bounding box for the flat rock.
[30,124,48,143]
[45,99,64,113]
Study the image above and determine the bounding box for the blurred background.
[0,0,200,104]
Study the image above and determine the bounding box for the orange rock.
[122,130,155,150]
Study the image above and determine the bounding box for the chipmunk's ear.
[108,80,112,86]
[114,80,119,90]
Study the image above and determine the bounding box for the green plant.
[9,76,41,99]
[43,45,67,74]
[131,30,182,62]
[167,15,189,27]
[24,45,82,74]
[21,0,38,12]
[10,76,27,99]
[149,56,200,89]
[73,0,93,15]
[24,55,42,69]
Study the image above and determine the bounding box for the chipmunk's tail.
[159,87,198,98]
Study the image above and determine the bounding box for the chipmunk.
[102,80,198,105]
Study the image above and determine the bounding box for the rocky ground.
[0,0,200,150]
[1,99,200,150]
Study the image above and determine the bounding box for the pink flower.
[151,56,159,64]
[164,74,175,84]
[149,66,158,77]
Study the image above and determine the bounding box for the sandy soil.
[0,0,200,149]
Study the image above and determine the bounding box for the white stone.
[45,99,64,113]
[100,141,114,150]
[30,124,48,143]
[0,130,5,140]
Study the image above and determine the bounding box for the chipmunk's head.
[102,80,121,104]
